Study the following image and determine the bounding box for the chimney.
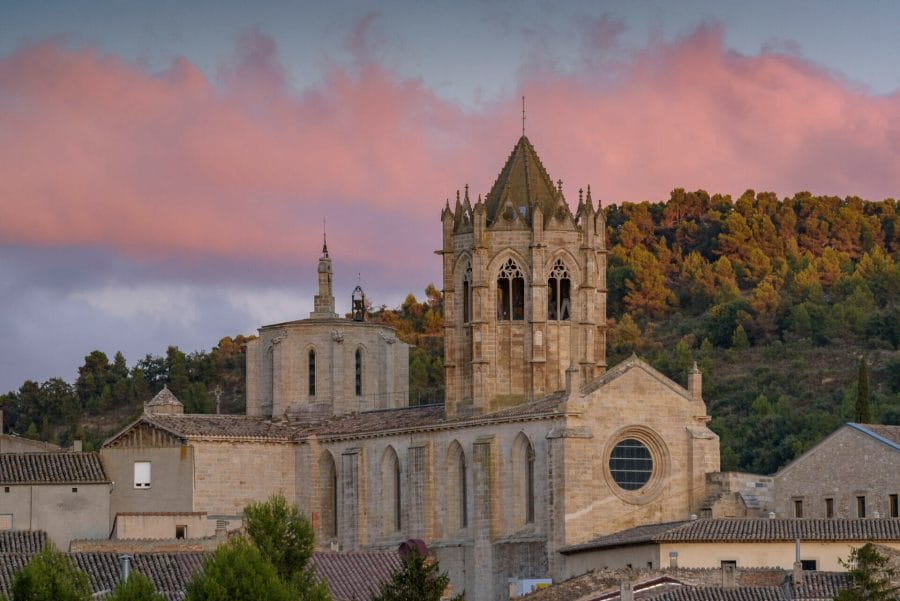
[688,362,703,403]
[73,439,82,452]
[793,539,803,587]
[722,563,737,588]
[620,580,634,601]
[668,551,679,569]
[768,511,776,519]
[119,554,132,582]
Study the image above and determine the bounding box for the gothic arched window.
[308,350,316,396]
[497,258,525,321]
[459,454,468,528]
[462,262,473,323]
[548,259,571,321]
[319,452,338,538]
[512,433,536,528]
[382,447,401,534]
[355,349,363,396]
[447,442,468,532]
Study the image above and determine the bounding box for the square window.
[890,494,898,518]
[3,487,8,493]
[793,499,803,518]
[801,560,817,571]
[134,461,151,489]
[71,487,78,493]
[825,498,834,519]
[857,496,866,518]
[175,525,187,539]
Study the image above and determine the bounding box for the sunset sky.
[3,0,900,391]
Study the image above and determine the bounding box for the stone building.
[101,387,297,534]
[245,238,410,418]
[772,423,900,520]
[0,452,110,550]
[97,134,721,600]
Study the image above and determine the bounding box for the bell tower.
[311,230,337,319]
[441,136,607,417]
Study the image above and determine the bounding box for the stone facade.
[246,243,409,418]
[290,356,718,600]
[772,423,900,519]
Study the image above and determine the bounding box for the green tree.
[731,324,750,350]
[243,494,330,600]
[856,356,872,423]
[8,544,91,601]
[185,537,294,601]
[107,572,166,601]
[372,549,455,601]
[835,543,898,601]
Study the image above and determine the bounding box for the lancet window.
[547,259,571,321]
[462,262,473,323]
[496,258,525,321]
[355,349,363,396]
[308,350,316,396]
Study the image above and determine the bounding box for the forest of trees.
[2,189,898,473]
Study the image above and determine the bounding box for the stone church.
[101,135,720,600]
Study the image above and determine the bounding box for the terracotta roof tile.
[146,386,183,408]
[312,550,402,601]
[0,531,46,553]
[520,569,789,601]
[651,588,784,601]
[788,572,850,600]
[0,452,108,484]
[653,519,900,543]
[302,394,567,441]
[143,415,296,441]
[0,549,401,601]
[563,519,900,553]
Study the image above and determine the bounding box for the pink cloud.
[2,24,900,267]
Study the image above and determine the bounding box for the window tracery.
[497,258,525,321]
[547,259,571,321]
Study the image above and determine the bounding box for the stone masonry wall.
[773,426,900,519]
[191,440,297,517]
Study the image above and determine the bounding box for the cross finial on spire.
[522,96,526,137]
[322,218,329,257]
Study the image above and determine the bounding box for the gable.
[104,421,185,449]
[580,356,693,406]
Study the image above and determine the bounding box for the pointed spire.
[522,95,526,137]
[585,185,593,211]
[557,179,563,194]
[322,219,329,257]
[464,184,469,202]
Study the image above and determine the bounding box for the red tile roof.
[312,550,402,601]
[561,519,900,554]
[0,452,108,484]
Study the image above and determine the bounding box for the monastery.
[97,134,723,600]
